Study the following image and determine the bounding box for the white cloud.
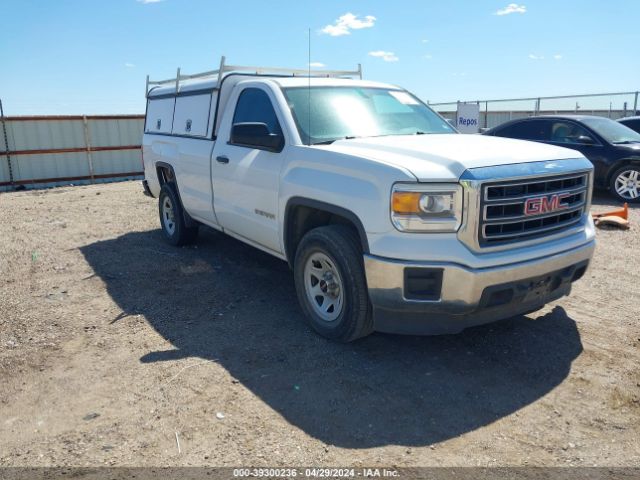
[125,63,136,68]
[321,13,376,36]
[309,62,326,68]
[528,54,544,60]
[553,54,563,60]
[423,54,433,60]
[495,3,526,15]
[137,0,164,4]
[369,50,398,62]
[422,39,429,43]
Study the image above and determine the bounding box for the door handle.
[216,156,229,164]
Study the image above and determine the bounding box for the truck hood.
[316,134,583,181]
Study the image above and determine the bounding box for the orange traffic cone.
[591,203,628,221]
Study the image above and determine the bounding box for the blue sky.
[1,0,639,115]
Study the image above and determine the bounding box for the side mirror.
[230,122,284,152]
[576,135,596,145]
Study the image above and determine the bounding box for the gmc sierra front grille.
[479,173,589,246]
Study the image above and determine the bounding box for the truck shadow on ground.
[80,227,583,448]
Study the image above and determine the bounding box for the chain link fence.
[429,91,639,130]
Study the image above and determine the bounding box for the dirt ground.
[0,180,638,468]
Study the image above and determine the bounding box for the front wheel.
[293,225,373,342]
[610,165,640,203]
[158,183,199,246]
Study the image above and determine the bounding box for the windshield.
[581,117,640,144]
[282,87,456,145]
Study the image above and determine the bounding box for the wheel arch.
[156,161,176,185]
[605,157,640,187]
[283,197,370,267]
[155,161,198,228]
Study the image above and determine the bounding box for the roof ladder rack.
[146,56,363,97]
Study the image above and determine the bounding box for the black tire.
[609,164,640,203]
[158,183,199,246]
[293,225,373,342]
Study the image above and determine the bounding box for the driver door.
[211,86,288,254]
[544,120,607,172]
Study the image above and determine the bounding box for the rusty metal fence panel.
[0,115,144,192]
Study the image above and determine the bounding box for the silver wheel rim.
[614,169,640,200]
[303,252,344,322]
[161,196,176,235]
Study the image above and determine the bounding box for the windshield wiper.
[312,132,436,145]
[311,135,359,145]
[613,140,640,144]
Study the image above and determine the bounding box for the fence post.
[0,99,14,187]
[485,101,489,129]
[634,91,638,114]
[82,116,95,183]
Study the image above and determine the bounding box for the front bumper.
[364,240,595,335]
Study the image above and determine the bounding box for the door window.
[496,120,549,140]
[232,88,282,136]
[548,121,593,145]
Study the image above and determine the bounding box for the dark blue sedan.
[484,115,640,202]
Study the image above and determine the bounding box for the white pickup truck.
[142,58,595,342]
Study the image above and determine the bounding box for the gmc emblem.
[524,193,571,216]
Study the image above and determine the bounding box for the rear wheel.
[158,183,199,245]
[610,165,640,203]
[294,225,373,342]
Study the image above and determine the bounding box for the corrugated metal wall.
[0,115,144,192]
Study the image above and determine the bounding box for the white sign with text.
[456,102,480,133]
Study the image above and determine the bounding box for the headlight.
[391,183,463,232]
